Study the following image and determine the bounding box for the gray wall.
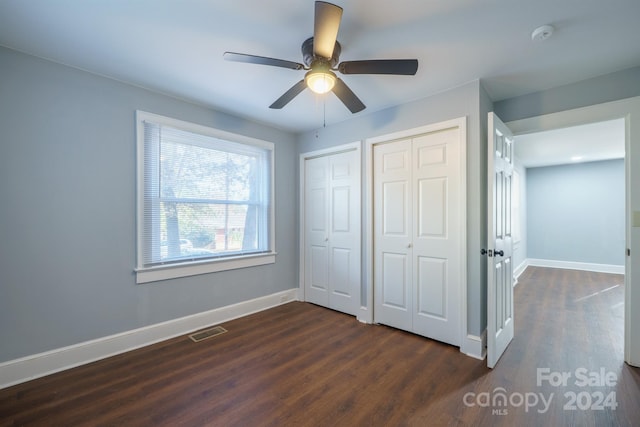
[297,80,489,337]
[526,159,625,266]
[0,47,298,362]
[478,83,492,331]
[2,42,638,364]
[494,66,640,123]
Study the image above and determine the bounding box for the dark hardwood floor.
[1,267,639,426]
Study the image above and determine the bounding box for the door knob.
[495,250,504,257]
[407,243,412,249]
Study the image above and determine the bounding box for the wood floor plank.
[1,267,638,426]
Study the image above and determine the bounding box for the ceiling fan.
[223,1,418,113]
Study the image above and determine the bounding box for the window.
[136,111,275,283]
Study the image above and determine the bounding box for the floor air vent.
[189,326,228,342]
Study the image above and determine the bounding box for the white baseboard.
[514,259,529,285]
[0,288,299,390]
[357,306,372,324]
[461,330,486,360]
[526,258,624,275]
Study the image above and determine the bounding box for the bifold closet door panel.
[373,139,413,331]
[373,124,462,347]
[303,149,360,316]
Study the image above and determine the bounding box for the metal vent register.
[189,326,228,342]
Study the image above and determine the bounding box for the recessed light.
[531,24,554,42]
[571,156,583,162]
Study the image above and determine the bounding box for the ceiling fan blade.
[314,1,343,59]
[338,59,419,75]
[269,80,307,109]
[332,78,365,113]
[223,52,304,70]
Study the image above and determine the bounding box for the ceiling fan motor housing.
[302,37,341,68]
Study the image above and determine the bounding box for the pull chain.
[323,97,326,128]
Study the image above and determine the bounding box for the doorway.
[504,98,637,367]
[512,118,625,277]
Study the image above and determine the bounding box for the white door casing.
[487,112,515,368]
[302,146,361,316]
[373,121,464,346]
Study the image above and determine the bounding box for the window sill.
[135,252,276,284]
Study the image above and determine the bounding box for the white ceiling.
[1,0,639,133]
[514,118,625,168]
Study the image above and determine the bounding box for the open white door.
[487,112,514,368]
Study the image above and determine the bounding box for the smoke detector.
[531,24,554,42]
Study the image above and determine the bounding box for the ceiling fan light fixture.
[305,70,336,94]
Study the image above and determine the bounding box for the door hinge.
[628,248,631,256]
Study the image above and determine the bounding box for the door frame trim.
[364,117,468,346]
[298,141,362,306]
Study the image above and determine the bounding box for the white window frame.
[135,111,275,284]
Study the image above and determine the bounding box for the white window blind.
[136,111,274,282]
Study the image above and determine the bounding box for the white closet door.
[304,156,330,307]
[327,151,360,314]
[373,139,413,331]
[373,121,463,347]
[303,149,360,316]
[412,128,461,346]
